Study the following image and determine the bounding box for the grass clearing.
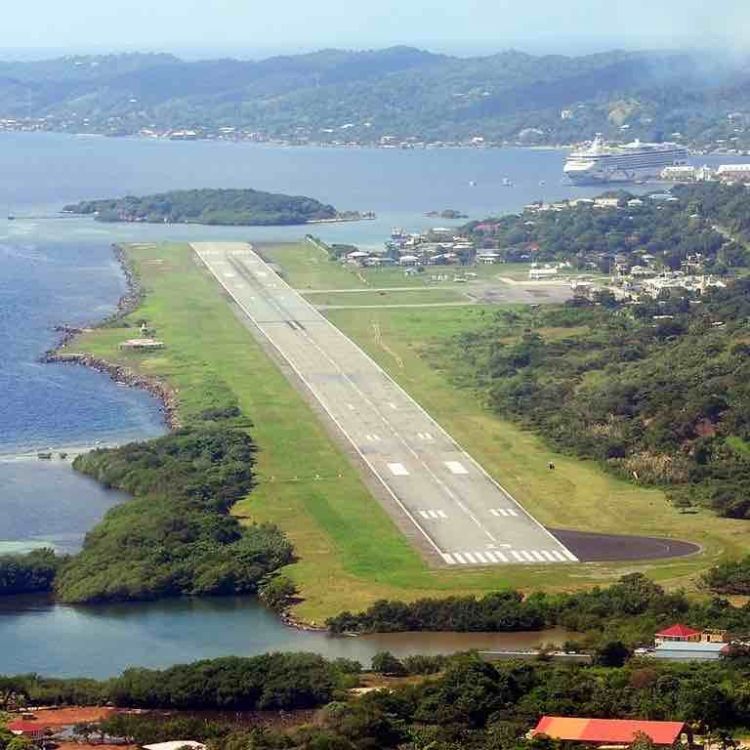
[260,242,366,290]
[66,241,747,622]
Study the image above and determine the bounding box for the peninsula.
[62,187,372,226]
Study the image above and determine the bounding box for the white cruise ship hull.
[564,163,669,184]
[563,139,688,185]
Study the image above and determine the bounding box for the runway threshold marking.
[490,508,519,517]
[418,509,448,520]
[443,549,567,566]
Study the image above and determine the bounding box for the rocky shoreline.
[43,350,180,430]
[40,243,180,431]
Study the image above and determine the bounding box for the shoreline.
[3,129,748,160]
[39,244,180,431]
[65,213,377,229]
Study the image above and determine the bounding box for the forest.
[436,278,750,518]
[327,573,750,645]
[63,188,338,226]
[463,186,750,273]
[702,557,750,595]
[0,407,293,603]
[0,548,62,596]
[53,419,293,602]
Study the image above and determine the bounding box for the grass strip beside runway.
[64,242,739,622]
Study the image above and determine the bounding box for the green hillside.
[2,48,750,147]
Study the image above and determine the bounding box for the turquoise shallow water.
[0,132,746,676]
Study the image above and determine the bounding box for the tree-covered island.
[63,188,372,226]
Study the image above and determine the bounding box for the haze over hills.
[2,46,750,148]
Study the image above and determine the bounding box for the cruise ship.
[564,135,688,184]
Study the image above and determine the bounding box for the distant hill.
[3,48,750,148]
[63,188,338,226]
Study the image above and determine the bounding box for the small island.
[426,208,468,219]
[63,187,374,226]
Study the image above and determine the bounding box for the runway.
[192,242,578,567]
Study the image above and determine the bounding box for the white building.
[661,165,698,182]
[717,164,750,183]
[594,197,620,209]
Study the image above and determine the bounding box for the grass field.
[67,241,749,622]
[261,242,367,290]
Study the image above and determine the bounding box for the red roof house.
[654,624,702,643]
[532,717,688,747]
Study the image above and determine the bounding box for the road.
[193,242,578,567]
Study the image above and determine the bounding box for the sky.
[1,0,748,59]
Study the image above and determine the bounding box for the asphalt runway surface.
[193,242,579,568]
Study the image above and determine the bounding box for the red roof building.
[7,720,50,740]
[654,624,702,643]
[532,717,688,747]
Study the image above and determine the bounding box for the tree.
[258,574,298,612]
[595,641,631,667]
[371,651,406,676]
[630,731,656,750]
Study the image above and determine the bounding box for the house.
[142,742,207,750]
[649,641,730,661]
[661,165,698,182]
[531,717,689,748]
[641,624,732,661]
[654,624,701,644]
[594,197,621,209]
[399,255,420,266]
[717,164,750,183]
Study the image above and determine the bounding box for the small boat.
[37,450,52,460]
[502,177,513,187]
[7,214,15,221]
[468,180,477,187]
